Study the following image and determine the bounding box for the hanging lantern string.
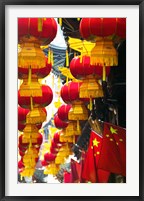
[89,96,93,111]
[28,137,32,151]
[51,49,54,66]
[30,96,33,110]
[66,50,69,67]
[59,18,62,27]
[77,120,80,132]
[102,64,106,81]
[28,65,31,85]
[73,135,75,144]
[20,175,23,181]
[80,47,83,63]
[48,48,51,64]
[38,18,43,32]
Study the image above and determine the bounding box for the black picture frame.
[0,0,143,200]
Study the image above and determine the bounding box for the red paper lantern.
[41,160,49,166]
[18,123,26,131]
[18,85,53,109]
[19,150,25,157]
[18,144,28,152]
[18,160,25,169]
[19,135,29,147]
[18,122,42,132]
[57,104,72,122]
[18,106,29,123]
[70,56,110,79]
[50,146,59,154]
[36,133,43,145]
[79,18,126,40]
[18,18,57,44]
[18,57,52,79]
[54,114,68,129]
[60,81,83,104]
[35,157,39,163]
[19,134,42,146]
[44,152,56,162]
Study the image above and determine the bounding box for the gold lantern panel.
[19,77,42,97]
[18,36,46,69]
[68,100,88,121]
[90,38,118,66]
[26,107,47,124]
[62,121,81,137]
[22,124,40,143]
[44,163,60,175]
[20,167,35,177]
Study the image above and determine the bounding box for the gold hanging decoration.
[26,107,47,124]
[18,36,46,69]
[90,38,118,66]
[19,77,42,97]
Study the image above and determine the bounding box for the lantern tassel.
[73,135,75,144]
[89,96,93,111]
[51,49,54,66]
[30,96,33,110]
[77,120,80,132]
[20,175,23,181]
[29,138,32,150]
[66,75,68,85]
[80,52,83,63]
[102,64,106,81]
[66,50,69,67]
[38,18,43,32]
[48,49,51,64]
[59,18,62,26]
[28,66,31,85]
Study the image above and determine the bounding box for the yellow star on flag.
[110,126,118,134]
[93,138,100,147]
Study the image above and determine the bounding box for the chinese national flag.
[82,130,110,183]
[70,159,79,183]
[63,171,71,183]
[97,122,126,176]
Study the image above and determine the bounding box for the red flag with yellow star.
[70,159,79,183]
[97,122,126,176]
[82,130,110,183]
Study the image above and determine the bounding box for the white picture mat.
[5,5,139,196]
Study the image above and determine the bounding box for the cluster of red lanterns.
[18,18,57,177]
[17,17,126,179]
[40,104,72,174]
[79,18,126,68]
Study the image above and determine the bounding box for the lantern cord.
[102,64,106,81]
[59,18,62,27]
[66,50,69,67]
[51,49,54,66]
[38,18,43,32]
[28,66,32,85]
[29,138,32,150]
[89,96,93,111]
[80,50,83,63]
[66,74,68,84]
[77,120,80,132]
[30,96,33,110]
[20,175,23,181]
[73,135,75,144]
[48,48,51,64]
